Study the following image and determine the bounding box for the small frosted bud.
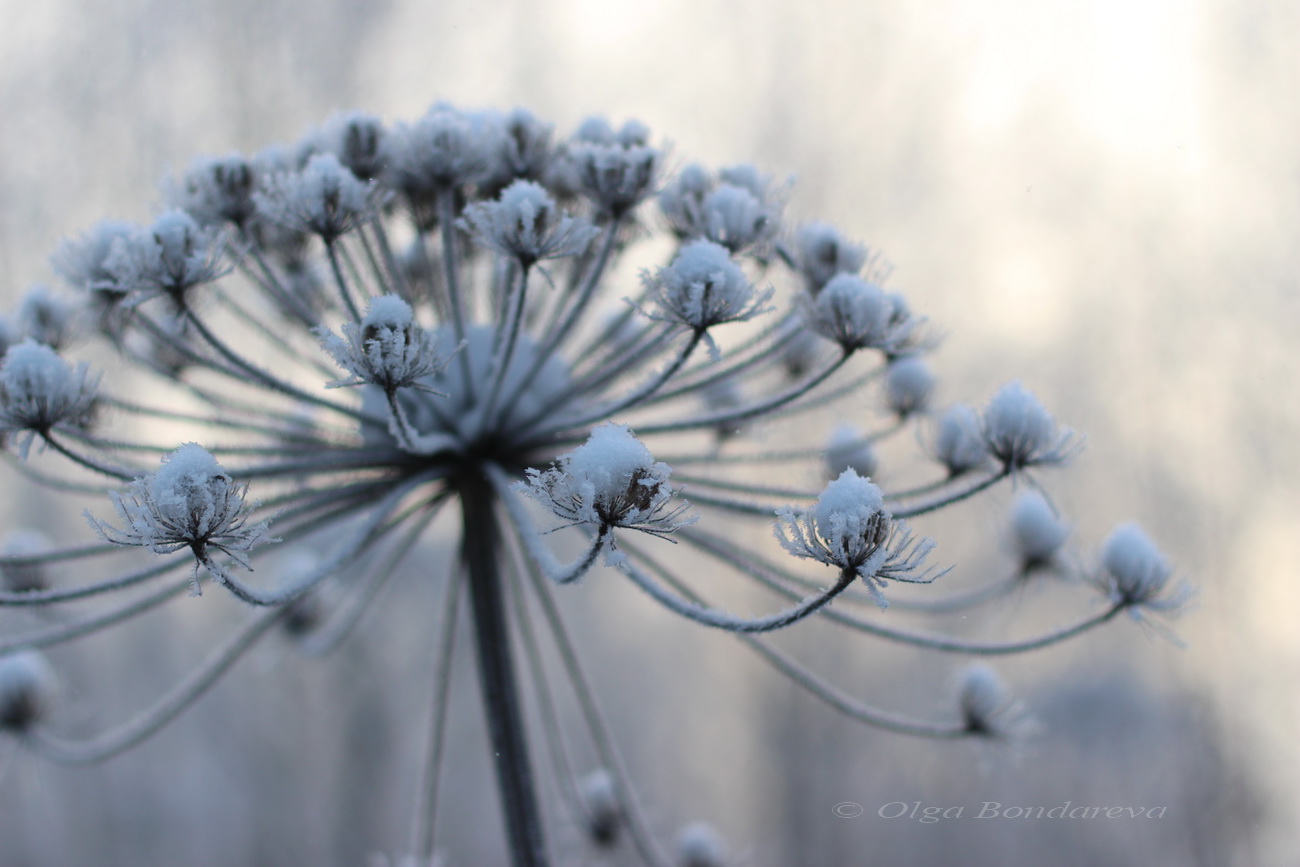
[384,104,495,203]
[777,469,939,607]
[1,529,53,592]
[957,664,1030,740]
[106,210,226,302]
[0,651,55,732]
[321,295,448,393]
[1010,492,1069,567]
[500,108,556,179]
[777,320,829,380]
[570,132,660,218]
[0,341,100,457]
[676,822,729,867]
[795,222,867,293]
[884,356,935,417]
[931,404,989,476]
[659,163,714,239]
[981,382,1075,470]
[171,153,260,227]
[17,285,77,350]
[699,183,776,253]
[51,220,137,298]
[824,424,878,480]
[579,769,623,846]
[808,274,915,354]
[1101,524,1178,609]
[461,179,597,267]
[519,423,696,549]
[645,241,772,336]
[87,444,273,591]
[321,111,388,181]
[256,153,375,242]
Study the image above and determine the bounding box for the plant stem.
[459,476,549,867]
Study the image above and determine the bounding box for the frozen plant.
[0,102,1185,867]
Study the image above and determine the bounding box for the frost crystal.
[776,469,939,607]
[321,295,447,392]
[86,443,273,592]
[0,341,99,457]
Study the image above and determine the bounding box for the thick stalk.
[459,476,549,867]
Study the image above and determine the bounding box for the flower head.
[643,240,773,344]
[0,341,99,457]
[320,295,448,393]
[776,469,941,607]
[1098,523,1189,616]
[1010,491,1070,567]
[520,424,696,549]
[808,274,916,354]
[461,179,597,267]
[981,382,1078,471]
[256,152,377,242]
[86,444,273,592]
[957,665,1033,741]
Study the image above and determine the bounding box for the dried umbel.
[0,101,1184,867]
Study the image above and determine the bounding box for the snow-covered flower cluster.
[0,102,1184,867]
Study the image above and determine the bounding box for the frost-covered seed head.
[776,469,940,607]
[461,179,597,267]
[319,111,388,181]
[16,285,76,351]
[824,424,879,480]
[172,154,260,227]
[322,295,447,395]
[520,424,695,542]
[0,651,55,732]
[958,664,1029,740]
[931,404,989,476]
[808,274,915,353]
[0,341,99,455]
[105,210,226,302]
[570,137,660,218]
[646,240,772,334]
[579,769,623,846]
[1101,524,1174,607]
[1010,492,1070,566]
[796,222,868,293]
[981,382,1074,470]
[87,444,273,588]
[676,822,729,867]
[659,163,714,238]
[256,153,375,242]
[384,105,496,203]
[884,355,936,417]
[489,108,557,188]
[698,184,776,253]
[51,220,137,298]
[777,318,829,380]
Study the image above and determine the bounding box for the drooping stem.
[459,476,549,867]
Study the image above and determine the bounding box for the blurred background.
[0,0,1294,864]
